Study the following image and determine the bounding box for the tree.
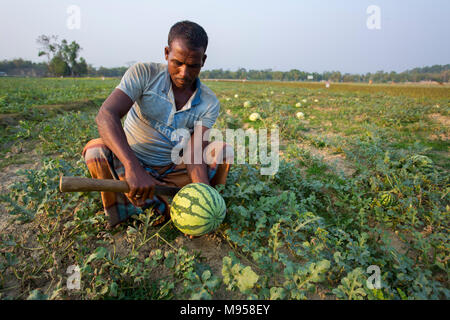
[287,69,301,81]
[36,34,87,76]
[329,71,342,82]
[236,68,247,79]
[49,56,70,76]
[37,35,59,64]
[72,57,88,76]
[272,71,283,81]
[60,39,82,76]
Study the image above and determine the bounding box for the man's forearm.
[186,163,210,185]
[96,110,140,170]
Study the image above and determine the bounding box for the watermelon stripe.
[174,189,207,205]
[174,220,212,231]
[172,218,212,234]
[171,199,212,220]
[210,191,225,218]
[190,184,215,213]
[215,193,225,213]
[172,193,212,215]
[171,203,208,220]
[216,195,225,213]
[209,187,222,213]
[189,192,214,215]
[196,184,221,213]
[195,185,224,219]
[208,187,219,212]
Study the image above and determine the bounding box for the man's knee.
[82,138,111,163]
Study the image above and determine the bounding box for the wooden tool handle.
[59,176,181,196]
[60,176,129,192]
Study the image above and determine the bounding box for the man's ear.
[164,46,170,61]
[202,54,207,67]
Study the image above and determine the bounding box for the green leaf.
[100,285,109,295]
[6,253,18,266]
[270,287,286,300]
[126,226,137,236]
[333,252,342,264]
[190,289,212,300]
[201,270,212,282]
[109,282,118,297]
[85,247,108,265]
[27,289,48,300]
[332,267,367,300]
[151,249,163,261]
[235,266,259,293]
[164,252,176,269]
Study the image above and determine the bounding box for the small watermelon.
[409,155,433,168]
[170,183,226,236]
[379,192,396,207]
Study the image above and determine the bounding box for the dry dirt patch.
[0,158,40,233]
[427,113,450,141]
[298,130,356,177]
[428,113,450,127]
[300,142,356,177]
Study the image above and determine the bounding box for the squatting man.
[82,20,278,231]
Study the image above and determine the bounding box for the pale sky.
[1,0,449,74]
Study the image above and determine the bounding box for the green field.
[0,77,449,300]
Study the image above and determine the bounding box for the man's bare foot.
[183,233,219,240]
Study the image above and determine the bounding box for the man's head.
[165,21,208,90]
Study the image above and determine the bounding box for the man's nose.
[179,65,188,78]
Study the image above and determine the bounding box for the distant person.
[82,21,233,229]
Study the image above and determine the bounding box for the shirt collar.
[191,78,202,106]
[162,67,202,107]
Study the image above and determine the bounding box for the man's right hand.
[123,164,167,207]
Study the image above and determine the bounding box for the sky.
[1,0,449,74]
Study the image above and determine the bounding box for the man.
[82,21,233,229]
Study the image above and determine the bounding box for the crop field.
[0,77,449,300]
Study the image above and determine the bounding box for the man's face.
[165,38,207,90]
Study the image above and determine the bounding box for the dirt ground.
[0,157,40,233]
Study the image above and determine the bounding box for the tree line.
[200,66,449,83]
[0,58,128,78]
[0,35,448,83]
[2,59,447,84]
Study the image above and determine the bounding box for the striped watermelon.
[170,183,226,236]
[409,155,433,168]
[379,192,396,207]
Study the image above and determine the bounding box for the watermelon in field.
[409,154,433,168]
[170,183,226,236]
[379,192,396,207]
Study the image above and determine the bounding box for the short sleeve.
[199,102,220,128]
[116,63,149,102]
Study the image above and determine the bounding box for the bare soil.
[428,113,450,127]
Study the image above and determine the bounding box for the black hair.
[168,20,208,52]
